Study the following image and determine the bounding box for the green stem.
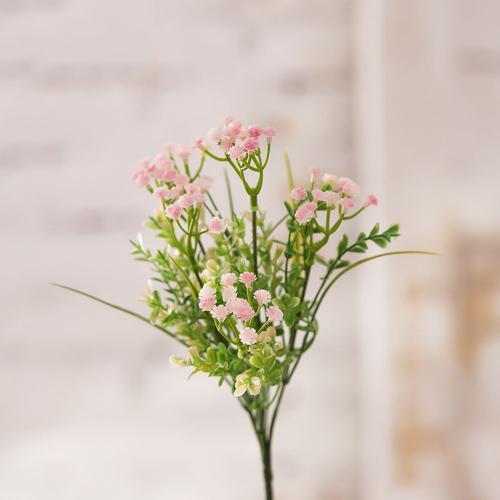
[251,194,258,276]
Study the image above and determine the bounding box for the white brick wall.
[0,1,358,499]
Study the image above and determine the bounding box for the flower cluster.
[290,168,378,226]
[205,116,276,160]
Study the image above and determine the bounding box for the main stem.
[250,194,258,276]
[259,433,273,500]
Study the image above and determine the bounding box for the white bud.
[169,355,188,368]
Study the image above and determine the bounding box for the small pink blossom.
[211,305,229,322]
[323,191,340,207]
[194,175,213,192]
[230,298,254,322]
[290,187,307,201]
[295,202,317,225]
[247,125,262,138]
[322,173,341,191]
[223,116,234,125]
[266,305,283,324]
[312,189,328,202]
[239,327,258,346]
[262,127,276,137]
[192,137,206,151]
[185,183,201,195]
[177,194,195,209]
[226,119,242,137]
[176,146,191,162]
[208,216,226,234]
[220,136,234,152]
[242,137,259,153]
[239,272,257,288]
[229,144,245,159]
[154,186,180,201]
[208,127,223,143]
[174,173,189,188]
[309,167,321,184]
[254,289,271,305]
[159,167,177,182]
[132,168,150,188]
[339,177,360,198]
[340,198,354,212]
[222,285,237,303]
[363,194,378,208]
[165,204,182,220]
[153,153,173,171]
[199,295,216,311]
[221,273,237,287]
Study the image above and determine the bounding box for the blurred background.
[1,0,499,499]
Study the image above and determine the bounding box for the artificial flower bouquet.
[56,117,433,499]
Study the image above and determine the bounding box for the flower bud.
[169,355,188,368]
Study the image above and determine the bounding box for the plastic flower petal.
[363,194,378,208]
[239,272,257,288]
[208,216,226,234]
[295,202,317,225]
[254,289,271,305]
[266,305,283,324]
[239,327,258,346]
[290,187,307,201]
[221,273,237,287]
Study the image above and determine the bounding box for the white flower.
[234,372,261,397]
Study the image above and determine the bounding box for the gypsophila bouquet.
[55,117,434,500]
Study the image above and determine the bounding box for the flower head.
[222,285,237,303]
[165,204,182,220]
[290,186,307,201]
[295,202,317,225]
[239,327,258,346]
[339,177,360,198]
[254,289,271,305]
[132,164,150,187]
[340,198,354,212]
[221,273,237,287]
[211,305,229,322]
[266,305,283,324]
[363,194,378,208]
[242,137,259,153]
[309,167,321,184]
[229,298,254,321]
[176,145,191,162]
[239,272,257,288]
[208,216,226,234]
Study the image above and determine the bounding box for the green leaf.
[369,223,380,237]
[337,234,348,254]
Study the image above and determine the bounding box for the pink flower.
[230,298,254,321]
[153,153,172,171]
[194,175,213,192]
[229,144,245,159]
[177,194,195,209]
[239,327,258,346]
[363,194,378,208]
[176,145,191,162]
[239,272,257,288]
[254,289,271,305]
[185,183,201,195]
[154,186,180,201]
[208,127,223,143]
[340,198,354,212]
[208,216,226,234]
[242,137,259,153]
[211,305,229,322]
[192,137,206,151]
[165,204,182,220]
[262,127,276,137]
[226,119,242,137]
[322,173,341,191]
[199,295,216,311]
[309,167,321,184]
[290,187,307,201]
[199,285,216,299]
[323,191,340,207]
[220,136,234,152]
[223,116,234,125]
[221,273,237,287]
[266,305,283,324]
[247,125,262,138]
[339,177,360,198]
[312,189,327,202]
[222,285,237,303]
[132,168,150,188]
[159,167,177,182]
[295,202,317,225]
[174,173,189,188]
